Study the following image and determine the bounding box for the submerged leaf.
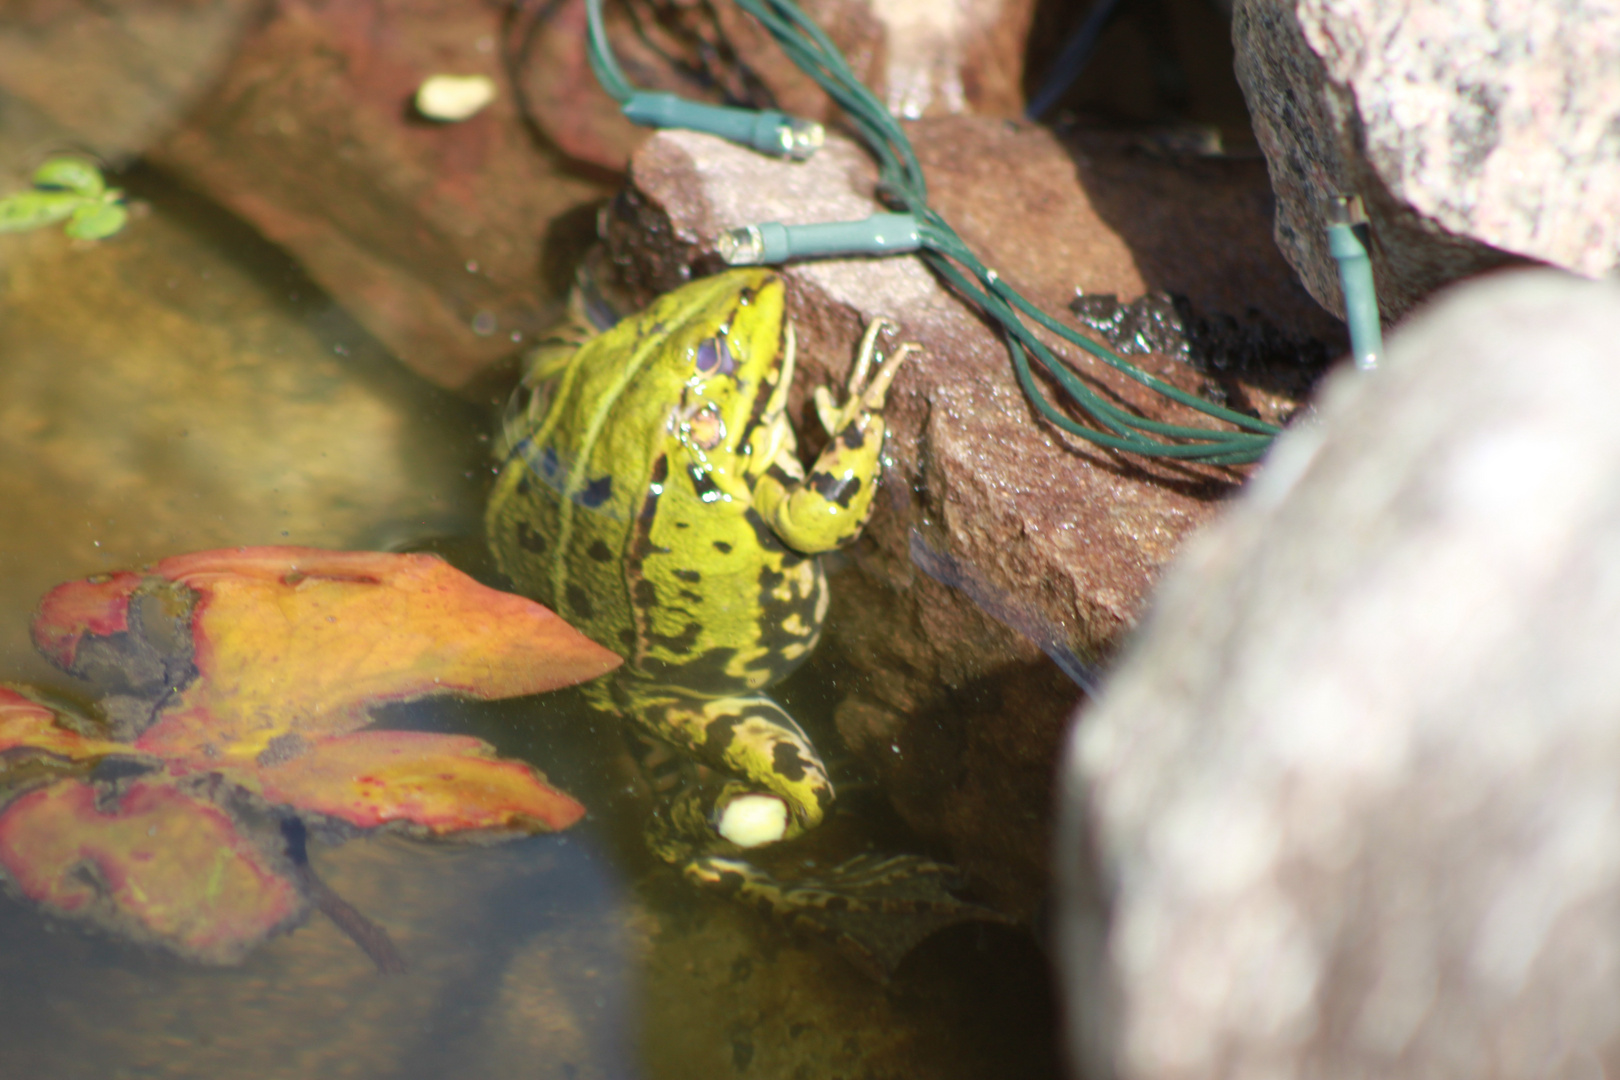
[0,688,132,767]
[248,731,587,835]
[0,779,306,963]
[31,572,145,671]
[3,547,619,966]
[134,547,619,758]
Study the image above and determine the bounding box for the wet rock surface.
[1233,0,1620,322]
[1061,269,1620,1079]
[0,0,262,160]
[601,117,1341,918]
[149,0,616,391]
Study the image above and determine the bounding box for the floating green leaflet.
[0,157,127,241]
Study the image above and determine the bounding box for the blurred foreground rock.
[1061,269,1620,1079]
[603,117,1341,917]
[1233,0,1620,322]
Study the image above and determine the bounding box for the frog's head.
[659,268,790,467]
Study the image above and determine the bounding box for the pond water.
[0,167,1062,1078]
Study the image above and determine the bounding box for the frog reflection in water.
[486,268,915,870]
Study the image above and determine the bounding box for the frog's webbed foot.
[630,692,834,861]
[686,852,1012,982]
[757,317,922,554]
[813,316,921,436]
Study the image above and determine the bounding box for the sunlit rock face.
[1233,0,1620,323]
[1062,270,1620,1080]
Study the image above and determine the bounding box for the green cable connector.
[586,0,823,160]
[584,0,1284,464]
[719,213,921,264]
[622,93,824,160]
[1326,195,1382,372]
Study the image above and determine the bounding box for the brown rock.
[601,116,1336,917]
[516,0,1031,176]
[152,0,615,391]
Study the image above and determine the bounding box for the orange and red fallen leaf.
[0,547,620,966]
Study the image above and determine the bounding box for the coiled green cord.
[586,0,1282,463]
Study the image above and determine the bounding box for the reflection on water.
[0,170,1060,1079]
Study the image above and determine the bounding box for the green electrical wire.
[587,0,1281,464]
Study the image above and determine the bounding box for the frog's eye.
[694,336,736,376]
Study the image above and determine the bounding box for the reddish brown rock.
[601,117,1340,916]
[152,0,615,391]
[517,0,1032,176]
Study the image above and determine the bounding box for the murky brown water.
[0,166,1061,1080]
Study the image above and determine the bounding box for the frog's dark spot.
[839,425,866,450]
[587,539,613,562]
[713,540,733,554]
[679,590,703,604]
[619,628,637,646]
[809,470,861,509]
[743,507,783,552]
[759,567,784,592]
[516,523,546,553]
[674,521,690,529]
[566,583,594,620]
[813,785,834,812]
[737,285,757,307]
[673,568,702,583]
[772,740,810,782]
[577,475,613,509]
[688,466,722,502]
[703,713,741,755]
[633,579,659,608]
[694,336,736,376]
[647,620,702,654]
[765,463,796,489]
[642,646,738,689]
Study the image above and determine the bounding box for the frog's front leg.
[752,318,920,553]
[633,691,833,851]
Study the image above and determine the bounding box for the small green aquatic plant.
[0,157,128,241]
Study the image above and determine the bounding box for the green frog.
[486,267,915,865]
